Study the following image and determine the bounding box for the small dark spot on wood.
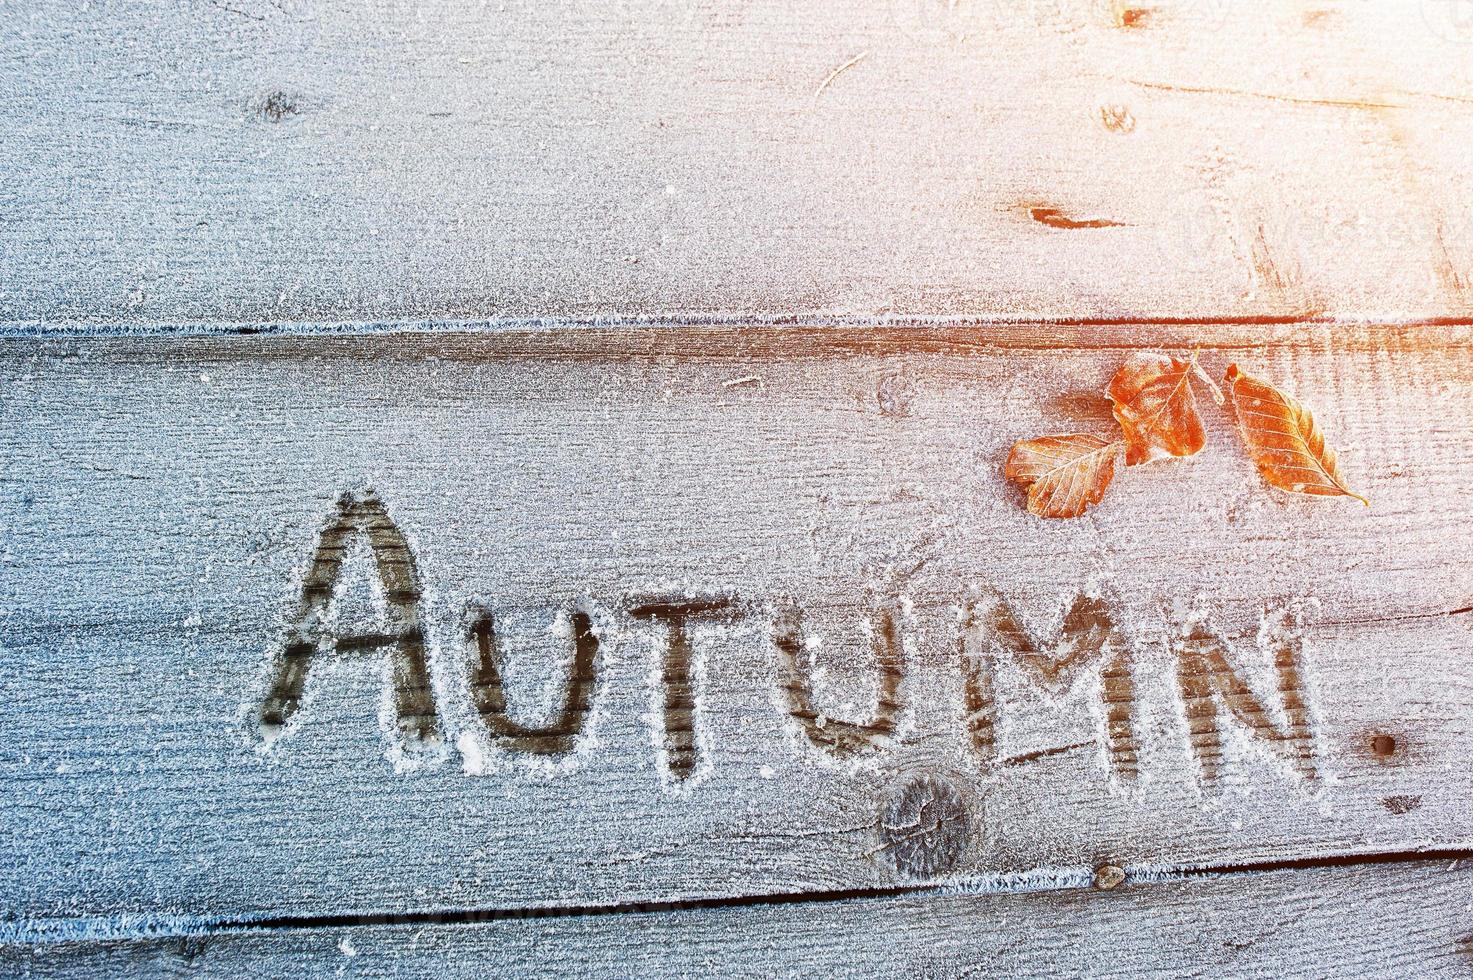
[254,90,301,123]
[1093,863,1126,890]
[175,936,208,965]
[1382,795,1421,815]
[1099,105,1136,133]
[876,774,970,877]
[1116,7,1152,28]
[1357,727,1412,766]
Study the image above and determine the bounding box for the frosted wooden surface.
[2,327,1470,940]
[4,1,1473,325]
[8,0,1473,968]
[5,863,1473,978]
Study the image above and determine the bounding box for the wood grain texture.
[5,863,1473,978]
[1,326,1470,934]
[4,1,1473,325]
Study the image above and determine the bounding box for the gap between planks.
[0,320,1471,364]
[6,848,1473,946]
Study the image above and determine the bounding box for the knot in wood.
[1093,863,1126,890]
[876,773,970,877]
[876,370,915,417]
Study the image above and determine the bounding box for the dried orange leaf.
[1107,351,1223,465]
[1224,364,1368,505]
[1005,434,1123,519]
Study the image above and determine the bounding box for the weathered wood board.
[6,863,1473,978]
[2,326,1470,962]
[8,3,1473,965]
[5,1,1473,325]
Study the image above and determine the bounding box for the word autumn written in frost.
[254,491,1318,787]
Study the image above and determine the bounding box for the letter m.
[962,591,1137,779]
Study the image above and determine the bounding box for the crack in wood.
[22,848,1471,944]
[999,740,1095,768]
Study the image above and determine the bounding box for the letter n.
[1173,605,1316,785]
[258,491,439,747]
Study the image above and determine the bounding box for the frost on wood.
[1,334,1466,934]
[246,489,1329,802]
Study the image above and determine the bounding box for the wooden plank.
[4,2,1473,325]
[2,326,1470,931]
[5,862,1473,977]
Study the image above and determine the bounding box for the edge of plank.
[1,317,1470,354]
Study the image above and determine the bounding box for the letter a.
[258,491,439,748]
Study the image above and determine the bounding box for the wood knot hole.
[1370,733,1397,758]
[876,774,970,877]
